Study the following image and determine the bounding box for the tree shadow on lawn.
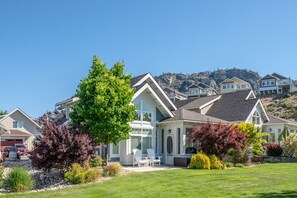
[256,191,297,198]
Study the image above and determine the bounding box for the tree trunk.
[104,137,109,165]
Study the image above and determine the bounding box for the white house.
[0,108,41,151]
[219,77,252,94]
[163,87,188,102]
[185,83,218,98]
[258,73,293,95]
[57,73,297,166]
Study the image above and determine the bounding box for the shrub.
[209,155,226,170]
[189,152,211,170]
[65,163,101,184]
[4,167,34,192]
[280,133,297,157]
[89,156,103,168]
[105,162,122,177]
[0,164,4,186]
[266,143,283,157]
[64,163,86,184]
[235,163,244,168]
[192,122,247,159]
[31,121,97,171]
[224,162,234,168]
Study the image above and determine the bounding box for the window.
[186,128,199,153]
[130,128,152,154]
[111,143,119,155]
[13,121,23,128]
[177,128,181,154]
[252,110,261,125]
[134,100,152,122]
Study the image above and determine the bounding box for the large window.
[252,110,261,125]
[13,121,23,128]
[186,128,199,153]
[134,100,152,122]
[130,128,152,154]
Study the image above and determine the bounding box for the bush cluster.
[266,143,283,157]
[89,157,103,168]
[64,163,101,184]
[190,152,211,170]
[281,133,297,158]
[209,155,226,170]
[103,162,122,177]
[4,167,34,192]
[235,163,244,168]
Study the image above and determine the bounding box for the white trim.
[132,83,174,118]
[245,90,256,100]
[245,99,270,123]
[133,73,177,110]
[199,95,222,110]
[0,108,41,128]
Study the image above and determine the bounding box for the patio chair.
[132,149,149,167]
[147,149,162,166]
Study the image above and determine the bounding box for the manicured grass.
[2,163,297,198]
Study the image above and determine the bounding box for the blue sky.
[1,1,297,118]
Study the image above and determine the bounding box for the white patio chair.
[132,149,149,167]
[147,149,162,166]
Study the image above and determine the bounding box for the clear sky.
[1,1,297,118]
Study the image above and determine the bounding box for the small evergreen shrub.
[105,162,122,177]
[281,133,297,157]
[235,163,244,168]
[89,156,103,168]
[209,155,226,170]
[266,143,283,157]
[4,167,34,192]
[64,163,86,184]
[189,152,211,170]
[224,162,234,168]
[85,168,101,183]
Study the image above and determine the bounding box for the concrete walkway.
[123,165,182,172]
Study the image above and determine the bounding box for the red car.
[14,145,28,156]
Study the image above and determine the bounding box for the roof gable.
[271,73,288,80]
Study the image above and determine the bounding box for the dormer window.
[135,100,152,122]
[252,111,261,125]
[13,121,23,128]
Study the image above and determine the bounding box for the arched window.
[252,110,261,125]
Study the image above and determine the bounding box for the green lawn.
[2,163,297,198]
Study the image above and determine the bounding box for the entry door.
[165,135,174,165]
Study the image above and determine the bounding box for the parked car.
[14,144,28,154]
[2,146,13,159]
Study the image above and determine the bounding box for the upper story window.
[13,121,23,128]
[252,110,261,125]
[223,84,234,89]
[135,100,152,122]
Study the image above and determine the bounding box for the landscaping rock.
[31,169,68,190]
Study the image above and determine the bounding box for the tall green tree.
[70,56,136,163]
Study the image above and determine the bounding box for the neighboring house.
[163,87,188,102]
[258,73,293,95]
[262,115,297,143]
[0,108,41,151]
[58,73,297,166]
[185,83,218,98]
[219,77,252,94]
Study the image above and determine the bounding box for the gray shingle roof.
[206,90,258,122]
[261,74,279,81]
[264,115,297,126]
[161,109,228,123]
[271,73,288,80]
[130,73,149,87]
[174,95,221,110]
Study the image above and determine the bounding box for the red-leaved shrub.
[31,121,97,171]
[192,121,247,159]
[266,143,283,157]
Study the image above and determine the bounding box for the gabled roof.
[260,74,279,81]
[161,109,228,124]
[188,84,200,89]
[219,78,236,85]
[231,77,249,84]
[206,90,260,122]
[0,108,41,128]
[1,129,32,137]
[263,115,297,126]
[132,73,177,111]
[163,87,187,98]
[271,73,288,80]
[175,95,221,110]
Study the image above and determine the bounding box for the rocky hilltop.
[155,68,261,92]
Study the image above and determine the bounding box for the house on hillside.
[57,73,297,166]
[219,77,252,94]
[0,108,41,151]
[163,87,188,102]
[185,83,218,98]
[258,73,293,95]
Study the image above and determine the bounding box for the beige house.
[0,108,41,151]
[220,77,251,94]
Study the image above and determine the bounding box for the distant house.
[219,77,251,94]
[185,83,218,98]
[163,87,188,102]
[0,108,41,151]
[258,73,293,95]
